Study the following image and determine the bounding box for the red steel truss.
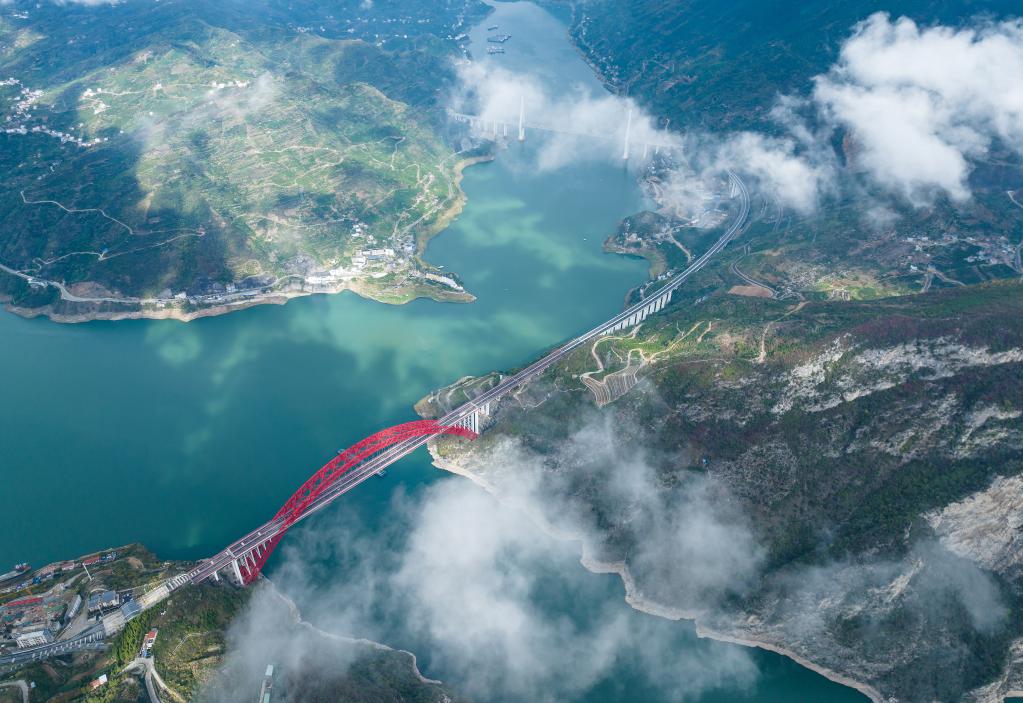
[240,420,476,583]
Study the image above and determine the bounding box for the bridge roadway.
[447,110,683,153]
[184,171,749,587]
[0,624,105,670]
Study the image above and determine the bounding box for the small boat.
[487,25,499,31]
[0,563,31,583]
[487,47,505,55]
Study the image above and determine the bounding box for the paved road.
[186,171,750,586]
[125,657,172,703]
[0,680,28,703]
[730,244,777,298]
[0,625,105,668]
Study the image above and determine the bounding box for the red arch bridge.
[178,419,479,587]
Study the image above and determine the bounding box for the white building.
[88,590,118,614]
[66,594,83,622]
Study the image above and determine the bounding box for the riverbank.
[0,148,492,325]
[0,274,475,324]
[415,152,497,259]
[265,580,442,687]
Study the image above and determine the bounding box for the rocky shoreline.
[264,579,442,687]
[0,277,474,324]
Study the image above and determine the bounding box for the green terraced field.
[0,0,487,319]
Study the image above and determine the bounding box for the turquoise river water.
[0,2,865,701]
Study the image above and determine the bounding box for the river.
[0,2,865,701]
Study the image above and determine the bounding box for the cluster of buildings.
[0,593,74,647]
[87,590,119,615]
[902,232,1019,272]
[141,628,158,658]
[351,247,395,269]
[88,589,140,624]
[2,77,106,147]
[0,550,123,649]
[0,78,41,124]
[1,123,106,147]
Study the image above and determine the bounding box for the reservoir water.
[0,2,865,701]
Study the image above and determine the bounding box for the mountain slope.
[0,0,487,321]
[423,281,1023,702]
[558,0,1020,131]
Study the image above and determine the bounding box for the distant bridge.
[447,99,682,160]
[0,172,748,668]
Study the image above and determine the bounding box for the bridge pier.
[455,411,478,434]
[451,401,492,435]
[230,558,244,586]
[601,287,674,336]
[518,96,525,142]
[622,108,632,160]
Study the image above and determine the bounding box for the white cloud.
[386,479,633,699]
[656,14,1023,212]
[211,417,763,702]
[453,13,1023,214]
[813,13,1023,205]
[714,132,833,215]
[452,61,832,215]
[452,61,680,172]
[645,126,835,219]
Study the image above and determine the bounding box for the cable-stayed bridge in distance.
[447,97,682,160]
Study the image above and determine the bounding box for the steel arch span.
[240,419,477,584]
